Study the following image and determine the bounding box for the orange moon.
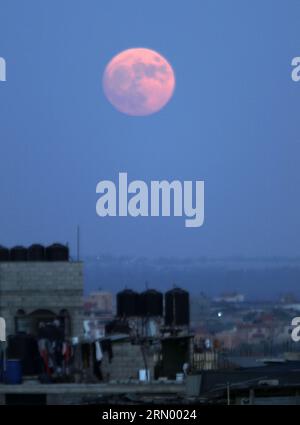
[103,48,175,116]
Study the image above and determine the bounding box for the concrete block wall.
[101,340,155,381]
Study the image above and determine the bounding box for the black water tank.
[0,245,9,261]
[28,244,45,261]
[45,243,69,261]
[140,289,163,317]
[117,289,139,317]
[165,287,190,326]
[10,246,28,261]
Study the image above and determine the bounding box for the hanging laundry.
[95,340,103,361]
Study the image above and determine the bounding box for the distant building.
[280,293,298,304]
[84,291,113,313]
[0,259,83,338]
[215,292,245,303]
[83,291,114,339]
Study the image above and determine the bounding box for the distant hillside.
[83,256,300,300]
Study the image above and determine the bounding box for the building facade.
[0,261,83,337]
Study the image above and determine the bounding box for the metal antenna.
[77,225,80,262]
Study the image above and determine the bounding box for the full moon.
[102,48,175,116]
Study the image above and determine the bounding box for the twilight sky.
[0,0,300,259]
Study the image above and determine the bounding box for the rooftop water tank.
[139,289,163,317]
[117,289,139,317]
[0,245,9,261]
[28,244,45,261]
[45,243,69,261]
[165,287,190,326]
[10,246,28,262]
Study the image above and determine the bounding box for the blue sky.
[0,0,300,258]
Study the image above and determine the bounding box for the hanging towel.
[95,340,103,361]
